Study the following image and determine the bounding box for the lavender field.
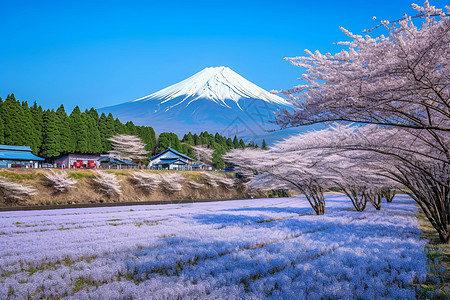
[0,195,427,299]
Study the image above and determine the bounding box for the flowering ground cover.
[0,195,427,299]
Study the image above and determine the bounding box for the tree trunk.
[301,185,326,215]
[381,190,396,203]
[313,199,326,215]
[438,231,450,244]
[402,179,450,245]
[367,191,382,210]
[341,186,367,211]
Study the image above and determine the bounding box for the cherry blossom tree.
[0,178,35,205]
[187,180,205,190]
[44,170,77,193]
[201,172,236,190]
[92,171,122,198]
[276,123,449,242]
[159,173,184,193]
[193,146,214,165]
[225,147,331,215]
[274,2,450,242]
[108,134,149,167]
[131,171,161,193]
[276,2,449,135]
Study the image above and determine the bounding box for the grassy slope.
[0,169,256,207]
[415,207,450,298]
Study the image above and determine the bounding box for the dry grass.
[415,207,450,298]
[0,169,253,207]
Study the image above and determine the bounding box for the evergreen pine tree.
[1,94,26,146]
[83,111,102,153]
[193,133,199,145]
[158,132,182,152]
[56,105,74,153]
[30,102,44,153]
[69,106,88,153]
[114,118,126,134]
[181,143,196,159]
[182,132,194,145]
[261,139,268,150]
[99,113,114,152]
[41,109,61,157]
[172,133,182,152]
[158,132,170,152]
[125,121,138,135]
[0,114,3,144]
[239,139,246,149]
[0,98,4,144]
[20,101,38,151]
[212,146,225,169]
[137,126,156,156]
[226,137,234,149]
[233,136,240,148]
[88,107,100,124]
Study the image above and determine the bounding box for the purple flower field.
[0,195,427,299]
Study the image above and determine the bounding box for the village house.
[148,147,214,171]
[52,153,102,169]
[0,145,44,168]
[148,147,194,171]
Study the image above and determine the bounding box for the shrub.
[44,170,77,193]
[187,181,205,190]
[202,172,235,189]
[91,171,122,198]
[131,171,161,193]
[0,177,36,205]
[159,173,184,193]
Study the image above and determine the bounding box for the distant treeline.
[0,94,157,158]
[160,131,264,168]
[0,94,265,167]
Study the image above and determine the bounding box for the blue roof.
[153,158,190,166]
[149,147,193,161]
[0,150,44,161]
[0,145,33,152]
[98,157,137,165]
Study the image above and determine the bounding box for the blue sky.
[1,0,446,113]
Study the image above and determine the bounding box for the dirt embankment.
[0,169,257,208]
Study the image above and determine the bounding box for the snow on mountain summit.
[132,66,291,109]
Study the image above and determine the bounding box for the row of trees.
[181,132,265,168]
[0,94,157,158]
[227,125,401,214]
[228,2,449,243]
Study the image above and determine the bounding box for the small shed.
[98,157,138,169]
[0,145,44,168]
[192,163,214,171]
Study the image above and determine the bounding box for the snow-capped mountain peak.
[98,66,298,144]
[132,66,291,109]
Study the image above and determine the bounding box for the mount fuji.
[98,66,297,143]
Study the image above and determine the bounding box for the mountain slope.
[99,67,297,143]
